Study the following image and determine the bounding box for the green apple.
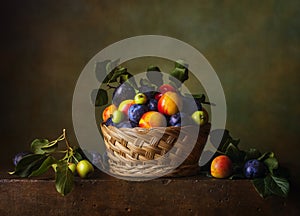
[134,93,147,104]
[111,110,124,124]
[118,99,134,115]
[68,162,76,174]
[76,159,94,178]
[191,109,208,126]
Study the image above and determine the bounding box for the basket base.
[98,152,202,180]
[100,123,211,180]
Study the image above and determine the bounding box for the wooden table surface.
[0,169,299,216]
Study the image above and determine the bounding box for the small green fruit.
[76,159,94,178]
[134,93,147,104]
[111,110,124,124]
[191,110,208,126]
[51,164,57,172]
[68,162,76,173]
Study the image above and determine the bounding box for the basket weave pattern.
[100,123,211,178]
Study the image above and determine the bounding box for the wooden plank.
[0,171,299,216]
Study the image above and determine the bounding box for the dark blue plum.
[243,159,267,178]
[138,86,157,99]
[112,82,136,107]
[88,151,102,166]
[144,91,158,100]
[169,112,193,127]
[101,152,109,167]
[13,152,31,166]
[130,121,139,128]
[147,99,158,111]
[116,121,133,128]
[169,112,181,126]
[128,104,148,123]
[104,117,114,126]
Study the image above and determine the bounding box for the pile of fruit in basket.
[98,60,210,129]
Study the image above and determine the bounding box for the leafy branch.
[92,59,199,107]
[9,129,91,196]
[93,60,138,107]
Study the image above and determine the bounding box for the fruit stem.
[54,129,66,142]
[56,150,68,154]
[216,150,225,155]
[106,83,117,89]
[202,101,216,106]
[63,129,72,150]
[72,155,79,164]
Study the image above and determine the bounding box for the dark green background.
[1,0,299,186]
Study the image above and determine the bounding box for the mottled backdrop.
[1,0,299,185]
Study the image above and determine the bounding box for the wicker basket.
[100,123,211,179]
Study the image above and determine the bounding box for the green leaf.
[258,152,274,161]
[72,148,84,163]
[147,65,161,72]
[169,67,189,86]
[230,138,240,147]
[55,161,74,196]
[105,60,114,75]
[102,71,114,84]
[29,156,56,177]
[211,129,240,153]
[244,148,261,161]
[95,59,120,83]
[140,78,154,88]
[106,67,127,84]
[11,154,48,177]
[252,177,268,197]
[224,143,245,163]
[171,60,189,84]
[92,89,108,106]
[41,143,58,154]
[184,94,209,105]
[146,66,163,87]
[31,139,50,154]
[121,72,138,89]
[104,59,120,74]
[174,59,189,69]
[210,129,230,150]
[264,157,279,174]
[193,94,206,102]
[31,139,58,154]
[224,143,239,158]
[252,174,289,198]
[269,175,290,197]
[120,74,130,84]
